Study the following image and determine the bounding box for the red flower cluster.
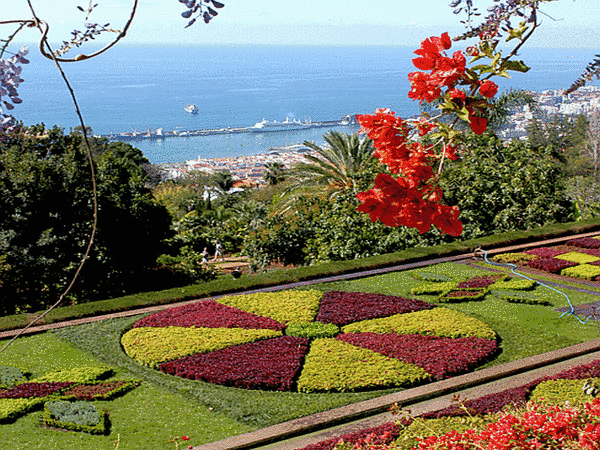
[566,237,600,249]
[132,300,285,331]
[337,333,497,380]
[528,257,578,274]
[0,382,73,399]
[159,336,309,391]
[61,381,133,401]
[456,275,503,289]
[355,32,505,237]
[314,291,434,326]
[297,422,403,450]
[524,247,569,258]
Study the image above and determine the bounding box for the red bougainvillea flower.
[479,80,498,98]
[408,71,442,103]
[468,114,488,135]
[416,118,436,136]
[181,436,190,441]
[448,88,466,102]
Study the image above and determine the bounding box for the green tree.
[441,133,574,239]
[0,126,172,314]
[211,170,234,193]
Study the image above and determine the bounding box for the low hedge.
[43,400,108,435]
[529,378,600,407]
[2,218,600,333]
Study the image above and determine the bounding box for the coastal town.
[156,86,600,186]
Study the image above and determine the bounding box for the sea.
[14,45,598,164]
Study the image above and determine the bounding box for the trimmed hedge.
[492,252,538,264]
[411,282,458,295]
[529,378,600,407]
[0,397,43,422]
[285,322,339,339]
[2,218,599,333]
[31,366,113,384]
[555,251,600,264]
[0,365,28,388]
[439,289,487,303]
[43,401,108,434]
[561,264,600,280]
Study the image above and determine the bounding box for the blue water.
[15,45,598,163]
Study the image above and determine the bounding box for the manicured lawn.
[1,261,599,449]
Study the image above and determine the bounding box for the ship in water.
[248,117,312,133]
[184,104,198,114]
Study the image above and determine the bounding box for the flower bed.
[123,290,498,392]
[456,275,505,289]
[566,237,600,248]
[492,252,539,264]
[296,338,431,393]
[527,257,578,273]
[524,247,567,257]
[160,336,309,391]
[561,264,600,280]
[341,308,497,340]
[315,291,435,326]
[0,382,73,399]
[132,300,285,331]
[337,333,497,380]
[43,400,108,434]
[410,282,458,295]
[555,251,600,264]
[60,381,140,401]
[122,326,281,368]
[215,290,324,324]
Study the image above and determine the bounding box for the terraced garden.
[2,246,600,449]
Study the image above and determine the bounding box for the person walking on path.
[213,240,225,262]
[201,247,210,267]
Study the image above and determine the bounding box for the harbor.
[98,115,357,142]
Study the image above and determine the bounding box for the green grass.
[2,261,600,448]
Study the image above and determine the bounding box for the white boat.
[248,117,312,133]
[184,104,198,114]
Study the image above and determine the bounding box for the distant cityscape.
[157,86,600,186]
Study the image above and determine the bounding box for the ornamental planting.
[122,289,498,392]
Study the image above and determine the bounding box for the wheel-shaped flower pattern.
[121,290,498,392]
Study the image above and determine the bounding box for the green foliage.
[492,252,538,264]
[529,378,600,407]
[121,326,281,368]
[296,338,430,393]
[490,289,549,305]
[441,133,574,239]
[566,176,600,220]
[0,398,43,422]
[561,264,600,280]
[31,366,113,383]
[555,251,600,264]
[43,401,108,434]
[285,322,339,339]
[489,279,536,290]
[0,125,173,314]
[439,289,487,303]
[342,308,497,340]
[0,365,28,388]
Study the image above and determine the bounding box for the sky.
[3,0,600,48]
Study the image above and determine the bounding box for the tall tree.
[263,162,286,186]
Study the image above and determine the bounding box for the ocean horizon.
[13,44,599,163]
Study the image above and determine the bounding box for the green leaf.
[502,60,530,73]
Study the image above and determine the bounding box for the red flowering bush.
[456,275,504,289]
[524,247,568,258]
[337,333,497,380]
[0,382,73,399]
[567,237,600,249]
[132,300,284,331]
[528,257,578,274]
[159,336,309,391]
[315,291,435,326]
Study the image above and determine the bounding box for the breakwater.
[99,117,356,142]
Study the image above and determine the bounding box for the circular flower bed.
[121,290,498,392]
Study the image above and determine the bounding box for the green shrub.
[0,398,43,422]
[561,264,600,280]
[121,326,281,368]
[529,378,600,407]
[43,401,108,434]
[341,308,497,340]
[492,253,538,265]
[439,290,487,303]
[296,338,430,393]
[285,322,339,339]
[0,365,29,388]
[32,366,113,384]
[555,252,600,264]
[490,290,550,306]
[489,279,536,290]
[411,282,458,295]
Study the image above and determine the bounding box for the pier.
[98,116,357,142]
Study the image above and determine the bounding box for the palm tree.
[289,131,378,194]
[263,161,286,186]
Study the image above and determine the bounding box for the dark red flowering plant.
[355,1,543,237]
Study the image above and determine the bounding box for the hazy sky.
[5,0,600,48]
